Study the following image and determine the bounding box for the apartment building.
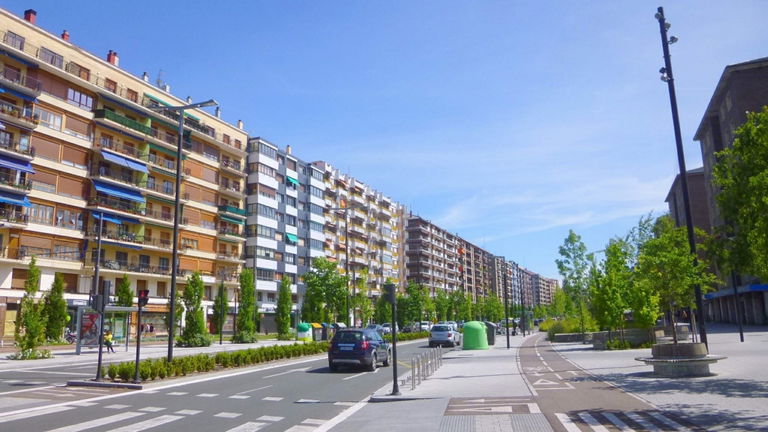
[313,162,401,302]
[0,9,247,340]
[458,240,494,301]
[694,57,768,325]
[405,215,461,294]
[245,138,326,332]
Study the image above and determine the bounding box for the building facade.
[0,8,247,341]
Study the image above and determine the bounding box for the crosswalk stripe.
[603,412,635,431]
[167,391,187,396]
[109,415,183,432]
[197,393,218,397]
[579,413,609,432]
[626,412,662,431]
[0,406,75,424]
[263,396,283,401]
[296,398,319,403]
[555,413,582,432]
[215,412,242,418]
[174,409,202,415]
[229,395,250,399]
[648,412,692,432]
[104,404,131,409]
[224,422,268,432]
[45,411,145,432]
[302,418,326,425]
[285,426,315,432]
[139,407,166,412]
[256,415,284,422]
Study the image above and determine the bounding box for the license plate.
[340,347,352,351]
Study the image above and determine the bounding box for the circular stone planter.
[635,342,726,377]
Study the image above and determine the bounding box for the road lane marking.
[296,398,320,403]
[139,407,165,412]
[626,412,661,431]
[263,367,309,379]
[532,378,559,385]
[0,406,75,424]
[579,413,609,432]
[235,385,272,395]
[603,412,635,431]
[342,372,367,381]
[334,401,355,406]
[104,404,131,409]
[285,426,315,432]
[256,415,284,422]
[648,412,691,431]
[109,415,183,432]
[167,391,187,396]
[555,413,581,432]
[174,409,202,415]
[229,395,250,399]
[263,396,283,401]
[70,402,98,407]
[302,418,326,425]
[0,385,56,396]
[554,373,563,379]
[45,411,145,432]
[215,412,242,418]
[224,422,268,432]
[197,393,218,397]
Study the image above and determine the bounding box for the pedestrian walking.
[104,330,116,353]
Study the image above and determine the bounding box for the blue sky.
[9,1,768,279]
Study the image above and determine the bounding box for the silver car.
[429,324,461,347]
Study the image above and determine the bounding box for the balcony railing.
[217,253,244,261]
[0,138,35,159]
[221,159,242,171]
[95,259,171,276]
[1,247,82,261]
[217,204,246,216]
[97,138,148,161]
[89,196,144,216]
[94,109,153,136]
[0,173,32,191]
[0,66,42,93]
[0,208,28,224]
[147,153,177,171]
[218,227,244,238]
[0,102,38,127]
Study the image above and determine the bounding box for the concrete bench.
[635,342,726,377]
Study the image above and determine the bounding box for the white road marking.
[263,396,283,401]
[0,406,75,424]
[648,412,691,431]
[296,398,320,403]
[26,381,46,385]
[342,372,367,381]
[167,391,187,396]
[555,413,582,432]
[302,418,326,425]
[197,393,218,397]
[313,396,368,432]
[0,385,56,396]
[603,412,635,431]
[139,406,165,412]
[33,391,73,398]
[334,401,355,406]
[234,385,272,395]
[215,412,242,418]
[143,390,158,394]
[554,373,563,379]
[109,415,183,432]
[174,409,202,415]
[541,361,548,367]
[257,415,284,422]
[229,395,250,399]
[34,371,94,376]
[579,412,609,432]
[104,404,131,409]
[532,378,559,385]
[626,412,661,431]
[45,411,145,432]
[224,422,268,432]
[263,367,309,379]
[70,402,98,407]
[527,403,541,414]
[285,426,315,432]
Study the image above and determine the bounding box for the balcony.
[147,153,177,172]
[87,228,143,248]
[0,102,38,130]
[0,138,35,161]
[0,173,31,193]
[0,246,82,262]
[93,109,153,136]
[218,226,245,239]
[0,207,27,225]
[218,204,246,217]
[216,252,244,262]
[88,196,144,217]
[218,182,244,198]
[0,66,42,97]
[95,259,171,276]
[221,159,242,174]
[96,137,148,162]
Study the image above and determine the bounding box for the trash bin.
[462,321,489,350]
[321,323,329,341]
[484,322,497,345]
[311,323,323,341]
[297,322,312,342]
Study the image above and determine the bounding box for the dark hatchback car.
[328,328,391,372]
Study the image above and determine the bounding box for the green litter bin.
[297,322,312,342]
[462,321,489,350]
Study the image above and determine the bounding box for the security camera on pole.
[383,282,400,395]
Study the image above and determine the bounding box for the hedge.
[383,331,429,342]
[104,341,330,383]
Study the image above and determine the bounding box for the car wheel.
[368,353,378,372]
[383,349,391,367]
[329,362,338,372]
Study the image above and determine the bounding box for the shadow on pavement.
[598,372,768,399]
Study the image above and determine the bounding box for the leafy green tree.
[474,294,486,320]
[590,239,632,340]
[635,216,718,342]
[548,289,572,318]
[712,106,768,282]
[15,257,47,359]
[178,272,210,347]
[625,216,661,330]
[211,282,228,340]
[164,293,184,336]
[353,290,374,326]
[303,257,348,323]
[556,230,591,340]
[234,268,256,343]
[458,291,473,322]
[374,294,392,324]
[115,274,133,307]
[275,276,293,339]
[396,294,409,328]
[483,291,504,322]
[434,289,449,321]
[405,281,429,323]
[42,273,68,342]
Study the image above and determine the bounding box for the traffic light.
[383,283,396,304]
[138,289,150,308]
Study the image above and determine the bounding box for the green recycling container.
[462,321,489,350]
[297,322,312,342]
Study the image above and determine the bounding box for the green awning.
[287,176,300,186]
[285,233,299,243]
[220,214,245,225]
[149,142,177,157]
[147,195,176,206]
[218,236,240,244]
[150,166,176,178]
[144,93,201,121]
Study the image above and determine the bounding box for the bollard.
[411,356,416,390]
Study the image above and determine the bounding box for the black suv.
[328,328,391,372]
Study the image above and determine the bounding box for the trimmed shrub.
[107,363,118,381]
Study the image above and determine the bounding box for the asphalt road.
[0,340,440,432]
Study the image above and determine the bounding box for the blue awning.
[101,150,148,173]
[91,211,140,225]
[0,153,34,173]
[0,85,36,102]
[92,180,145,203]
[0,191,30,207]
[102,241,143,250]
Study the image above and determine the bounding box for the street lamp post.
[148,99,218,362]
[501,258,510,349]
[655,7,708,349]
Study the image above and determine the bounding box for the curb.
[67,380,143,390]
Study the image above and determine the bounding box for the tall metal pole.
[133,304,142,383]
[94,213,105,381]
[656,6,708,349]
[731,270,744,342]
[502,258,510,349]
[390,286,400,396]
[344,208,351,326]
[168,110,185,362]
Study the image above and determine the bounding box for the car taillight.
[360,341,370,350]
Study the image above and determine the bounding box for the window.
[310,239,324,250]
[257,204,277,220]
[284,214,296,226]
[34,107,63,131]
[39,47,64,68]
[256,247,276,260]
[116,251,128,267]
[66,88,93,110]
[67,63,90,81]
[157,282,167,297]
[104,79,117,93]
[259,143,277,159]
[310,169,323,181]
[29,203,54,225]
[257,225,276,239]
[310,186,324,198]
[126,89,138,103]
[3,31,25,50]
[310,204,324,215]
[55,208,83,231]
[284,253,296,264]
[310,221,324,232]
[53,245,80,261]
[256,268,275,281]
[181,238,199,249]
[285,196,297,207]
[286,159,297,171]
[267,293,275,302]
[258,163,276,178]
[159,257,170,272]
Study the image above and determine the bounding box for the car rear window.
[432,325,450,332]
[336,331,363,343]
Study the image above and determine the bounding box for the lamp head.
[669,36,678,44]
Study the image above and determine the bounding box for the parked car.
[328,328,391,372]
[380,322,398,334]
[429,324,461,347]
[438,320,459,331]
[419,321,432,332]
[366,324,384,334]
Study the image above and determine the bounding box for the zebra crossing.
[556,410,701,431]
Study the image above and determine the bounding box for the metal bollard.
[411,356,416,390]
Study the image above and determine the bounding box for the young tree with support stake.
[275,276,292,339]
[234,268,256,343]
[212,282,228,344]
[14,257,49,359]
[42,273,68,342]
[556,230,591,342]
[177,272,211,347]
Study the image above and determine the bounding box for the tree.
[374,295,392,324]
[635,216,718,342]
[434,289,449,321]
[177,272,210,347]
[115,274,133,307]
[484,291,504,323]
[211,282,228,341]
[556,230,591,341]
[590,239,632,341]
[548,289,572,319]
[712,106,768,282]
[275,276,292,339]
[42,273,68,342]
[14,257,47,359]
[234,268,256,343]
[458,291,473,322]
[353,290,374,326]
[302,257,347,323]
[405,282,429,323]
[164,293,184,336]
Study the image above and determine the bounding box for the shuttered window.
[200,188,216,206]
[31,135,60,161]
[57,176,85,199]
[20,234,53,249]
[183,208,200,226]
[201,166,217,184]
[61,145,88,169]
[30,169,57,193]
[64,115,90,138]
